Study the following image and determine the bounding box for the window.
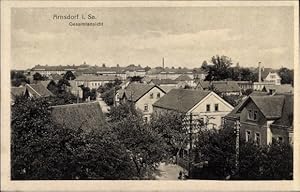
[206,104,210,112]
[246,130,251,142]
[144,104,149,112]
[150,93,154,99]
[248,110,253,119]
[215,104,219,111]
[255,132,261,145]
[157,93,161,98]
[253,111,258,120]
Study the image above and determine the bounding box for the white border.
[1,1,299,191]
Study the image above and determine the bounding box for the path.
[155,163,185,180]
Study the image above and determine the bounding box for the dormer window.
[157,93,161,98]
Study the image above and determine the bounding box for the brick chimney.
[258,62,262,82]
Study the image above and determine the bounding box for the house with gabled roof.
[51,101,106,132]
[116,83,166,122]
[224,93,293,145]
[153,89,234,129]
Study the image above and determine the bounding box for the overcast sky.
[11,6,294,70]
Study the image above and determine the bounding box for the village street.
[155,163,184,180]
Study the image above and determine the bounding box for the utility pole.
[188,113,193,178]
[235,120,240,173]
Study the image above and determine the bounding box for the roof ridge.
[51,101,100,108]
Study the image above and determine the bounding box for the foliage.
[192,124,293,180]
[47,79,79,105]
[194,126,236,179]
[108,102,140,122]
[221,94,244,107]
[98,79,122,106]
[11,71,30,87]
[79,85,91,101]
[63,71,76,80]
[201,56,256,81]
[90,89,97,101]
[150,112,187,159]
[202,55,233,81]
[278,67,293,85]
[33,72,47,81]
[129,76,143,83]
[109,108,166,179]
[11,96,137,179]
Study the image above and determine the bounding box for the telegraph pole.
[188,113,193,178]
[235,120,240,173]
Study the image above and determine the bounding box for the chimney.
[162,57,165,69]
[258,62,262,83]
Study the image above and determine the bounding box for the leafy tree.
[63,71,76,80]
[150,112,187,160]
[90,88,97,101]
[33,72,46,81]
[278,67,293,85]
[194,126,236,179]
[144,66,151,72]
[99,79,122,106]
[47,80,79,105]
[202,55,233,81]
[108,102,139,122]
[11,71,30,87]
[109,107,166,179]
[79,85,91,101]
[11,96,137,179]
[129,76,143,83]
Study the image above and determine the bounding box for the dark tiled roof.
[212,81,241,93]
[272,94,293,127]
[250,95,284,119]
[151,79,178,85]
[25,83,53,97]
[123,83,164,102]
[153,89,211,113]
[11,86,26,98]
[263,84,293,94]
[195,80,210,90]
[51,101,106,132]
[175,74,192,81]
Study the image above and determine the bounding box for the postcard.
[1,0,299,191]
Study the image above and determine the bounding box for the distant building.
[31,65,78,76]
[224,94,293,146]
[51,101,106,132]
[196,81,241,96]
[153,89,234,129]
[116,83,166,122]
[263,71,281,85]
[11,83,53,103]
[175,74,196,87]
[75,75,121,89]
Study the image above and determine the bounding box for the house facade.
[264,72,281,85]
[224,94,293,146]
[153,89,234,129]
[117,83,166,122]
[75,75,121,89]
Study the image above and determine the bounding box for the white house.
[116,83,166,122]
[264,72,281,85]
[153,89,234,129]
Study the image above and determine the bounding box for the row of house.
[30,64,208,81]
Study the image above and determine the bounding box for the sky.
[11,6,294,70]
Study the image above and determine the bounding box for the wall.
[239,101,268,145]
[135,87,166,121]
[188,93,233,129]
